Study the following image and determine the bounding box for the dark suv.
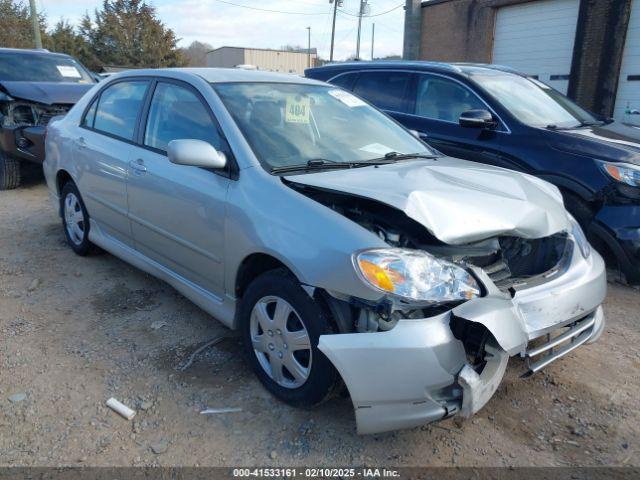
[306,61,640,284]
[0,48,96,189]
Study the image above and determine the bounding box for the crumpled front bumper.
[318,245,606,435]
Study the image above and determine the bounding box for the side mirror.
[168,139,227,169]
[459,109,497,129]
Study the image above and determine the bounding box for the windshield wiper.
[547,120,604,130]
[270,158,392,174]
[376,151,440,161]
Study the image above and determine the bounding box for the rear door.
[126,79,231,297]
[76,79,150,245]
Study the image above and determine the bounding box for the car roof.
[307,60,525,77]
[0,47,73,59]
[113,67,327,85]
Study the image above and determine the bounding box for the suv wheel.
[0,152,21,190]
[239,269,340,407]
[61,181,93,255]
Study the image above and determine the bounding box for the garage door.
[492,0,580,94]
[614,0,640,126]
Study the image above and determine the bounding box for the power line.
[339,3,403,17]
[210,0,330,15]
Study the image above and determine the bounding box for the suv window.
[93,81,149,141]
[330,72,358,90]
[144,82,221,152]
[415,75,485,122]
[352,71,410,112]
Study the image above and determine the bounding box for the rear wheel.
[0,152,21,190]
[60,181,94,256]
[239,269,340,407]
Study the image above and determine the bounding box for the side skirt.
[88,219,237,329]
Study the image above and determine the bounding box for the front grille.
[521,313,596,377]
[467,234,571,291]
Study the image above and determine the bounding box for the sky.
[37,0,406,61]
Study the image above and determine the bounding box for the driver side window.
[144,82,222,153]
[415,75,485,123]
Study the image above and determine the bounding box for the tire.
[562,190,593,227]
[60,181,93,256]
[239,268,340,407]
[0,152,21,190]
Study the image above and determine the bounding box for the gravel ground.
[1,172,639,468]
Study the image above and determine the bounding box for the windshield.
[470,72,599,128]
[213,82,435,171]
[0,52,94,83]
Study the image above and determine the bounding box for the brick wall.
[419,0,535,62]
[568,0,632,116]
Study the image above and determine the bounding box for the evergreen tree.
[0,0,47,49]
[84,0,186,68]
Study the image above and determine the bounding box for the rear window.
[0,52,94,83]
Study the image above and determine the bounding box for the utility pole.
[355,0,367,60]
[371,23,375,60]
[306,26,312,68]
[329,0,342,62]
[29,0,42,49]
[403,0,422,60]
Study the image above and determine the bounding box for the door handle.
[129,159,147,174]
[77,136,86,148]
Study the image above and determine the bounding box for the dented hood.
[287,158,570,244]
[0,81,94,105]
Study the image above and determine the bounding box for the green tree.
[0,0,47,49]
[45,19,101,71]
[83,0,186,69]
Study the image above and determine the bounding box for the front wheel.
[239,269,340,407]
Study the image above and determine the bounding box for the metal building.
[206,47,317,75]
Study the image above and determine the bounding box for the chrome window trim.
[327,69,512,134]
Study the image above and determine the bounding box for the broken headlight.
[569,215,591,259]
[354,248,480,303]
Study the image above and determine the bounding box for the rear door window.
[93,80,149,141]
[330,72,359,90]
[352,71,411,113]
[415,75,485,122]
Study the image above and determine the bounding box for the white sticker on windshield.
[359,143,393,155]
[56,65,82,78]
[329,89,366,107]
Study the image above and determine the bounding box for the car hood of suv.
[547,121,640,165]
[286,157,570,245]
[0,81,94,105]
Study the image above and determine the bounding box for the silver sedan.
[43,68,606,434]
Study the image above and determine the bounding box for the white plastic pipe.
[106,397,136,420]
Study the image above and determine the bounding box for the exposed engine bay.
[0,97,71,128]
[290,182,572,332]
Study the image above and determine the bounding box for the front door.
[126,80,231,297]
[401,73,509,168]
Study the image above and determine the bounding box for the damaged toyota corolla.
[44,69,606,435]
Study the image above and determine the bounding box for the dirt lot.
[1,172,639,468]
